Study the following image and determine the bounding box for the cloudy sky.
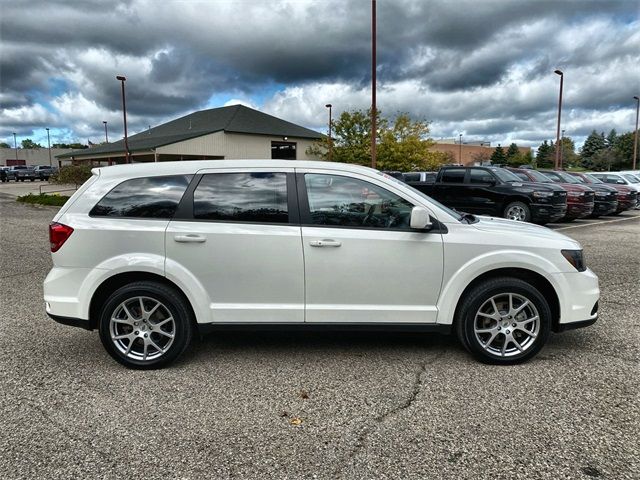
[1,0,638,151]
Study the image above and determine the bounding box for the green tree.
[508,150,533,167]
[536,140,554,168]
[21,138,42,149]
[306,109,447,171]
[490,145,506,164]
[590,149,616,171]
[506,143,520,160]
[606,129,617,149]
[580,130,606,168]
[0,142,11,148]
[559,136,578,168]
[612,131,635,170]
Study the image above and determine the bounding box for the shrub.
[17,193,70,207]
[50,165,93,185]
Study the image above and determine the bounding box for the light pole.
[46,128,52,166]
[325,103,333,162]
[560,129,565,170]
[554,69,564,170]
[12,132,17,162]
[371,0,377,169]
[103,120,109,143]
[116,75,130,163]
[633,96,639,170]
[459,133,463,164]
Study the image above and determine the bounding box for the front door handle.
[309,239,342,247]
[174,234,206,243]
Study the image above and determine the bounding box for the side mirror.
[410,206,433,230]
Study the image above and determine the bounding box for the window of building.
[304,174,414,229]
[90,175,192,218]
[193,172,288,223]
[271,141,297,160]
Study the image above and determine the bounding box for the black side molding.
[196,322,452,335]
[555,318,597,332]
[47,312,93,331]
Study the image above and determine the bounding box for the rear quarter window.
[90,175,192,218]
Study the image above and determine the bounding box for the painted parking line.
[552,213,640,231]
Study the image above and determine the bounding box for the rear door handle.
[174,234,206,243]
[309,239,342,247]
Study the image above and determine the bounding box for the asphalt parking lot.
[0,193,638,480]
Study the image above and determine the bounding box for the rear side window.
[193,172,288,223]
[90,175,192,218]
[441,169,465,183]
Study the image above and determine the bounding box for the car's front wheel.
[456,277,551,364]
[98,281,194,369]
[503,201,531,222]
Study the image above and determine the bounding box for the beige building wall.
[1,148,75,166]
[156,132,320,160]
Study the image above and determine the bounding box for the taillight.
[49,222,74,252]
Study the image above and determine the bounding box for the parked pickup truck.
[406,166,568,224]
[15,166,37,182]
[33,165,56,180]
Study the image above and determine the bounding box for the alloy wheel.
[473,293,540,358]
[506,205,527,221]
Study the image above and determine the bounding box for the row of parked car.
[391,166,640,224]
[0,165,57,182]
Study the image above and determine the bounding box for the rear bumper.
[556,317,597,332]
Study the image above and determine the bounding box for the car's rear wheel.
[456,277,551,364]
[503,201,531,222]
[98,281,193,369]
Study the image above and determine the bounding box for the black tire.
[503,201,531,222]
[455,277,551,364]
[98,281,194,369]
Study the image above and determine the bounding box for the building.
[432,140,531,166]
[1,148,75,167]
[57,105,323,165]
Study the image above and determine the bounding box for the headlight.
[532,191,554,198]
[561,249,586,272]
[567,191,584,197]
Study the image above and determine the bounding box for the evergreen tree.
[506,143,520,160]
[606,129,617,149]
[490,145,506,164]
[536,140,554,168]
[580,130,606,168]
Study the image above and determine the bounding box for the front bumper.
[565,201,594,219]
[46,311,92,330]
[531,202,567,222]
[591,200,618,216]
[552,268,599,329]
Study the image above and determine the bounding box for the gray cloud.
[0,0,638,148]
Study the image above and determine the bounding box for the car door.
[464,168,500,214]
[165,167,305,323]
[297,169,444,324]
[436,168,467,210]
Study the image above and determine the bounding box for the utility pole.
[633,96,639,170]
[103,121,109,143]
[371,0,377,169]
[116,75,130,163]
[46,128,52,166]
[325,104,333,162]
[554,69,564,170]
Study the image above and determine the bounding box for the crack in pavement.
[333,351,445,478]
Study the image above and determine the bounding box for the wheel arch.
[452,267,561,332]
[88,272,197,331]
[502,195,531,210]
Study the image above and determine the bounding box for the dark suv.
[407,166,567,224]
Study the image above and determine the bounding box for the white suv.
[44,160,599,368]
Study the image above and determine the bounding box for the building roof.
[57,104,322,159]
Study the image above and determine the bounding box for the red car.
[569,172,637,214]
[506,168,595,221]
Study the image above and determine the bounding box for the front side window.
[469,169,495,184]
[90,175,192,218]
[194,172,288,223]
[304,174,414,229]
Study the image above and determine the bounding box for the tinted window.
[489,168,522,182]
[510,170,530,182]
[90,175,192,218]
[441,169,465,183]
[403,172,421,182]
[305,174,414,229]
[469,169,495,184]
[194,172,288,223]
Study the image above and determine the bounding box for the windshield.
[623,174,640,184]
[403,183,464,221]
[584,174,603,184]
[526,170,552,182]
[556,172,580,184]
[488,167,522,183]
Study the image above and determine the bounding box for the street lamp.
[12,132,17,162]
[633,96,639,170]
[103,120,109,143]
[560,129,565,170]
[554,69,564,170]
[459,133,463,164]
[45,128,52,166]
[325,104,333,162]
[116,75,130,163]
